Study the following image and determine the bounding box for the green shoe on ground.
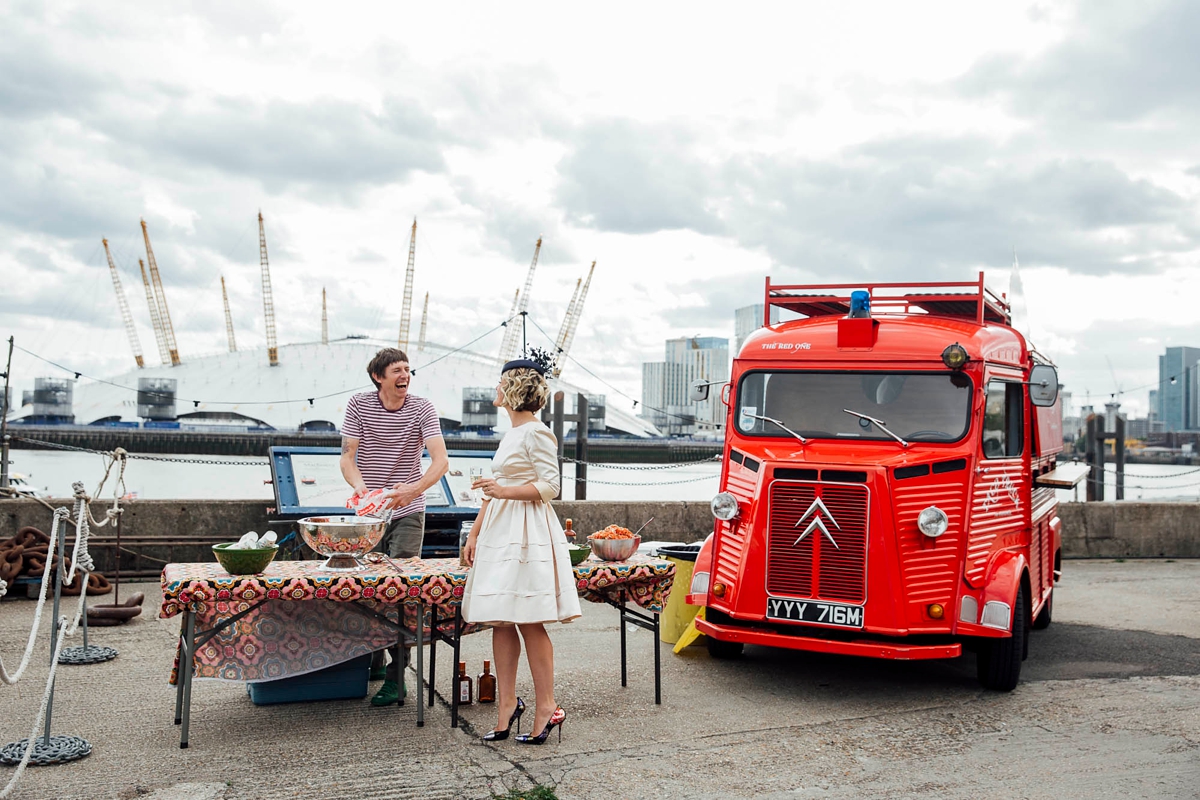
[370,666,387,681]
[370,680,405,707]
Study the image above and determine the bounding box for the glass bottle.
[477,659,496,703]
[456,661,474,706]
[564,518,575,542]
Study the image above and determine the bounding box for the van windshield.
[735,371,973,443]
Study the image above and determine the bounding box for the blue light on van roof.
[849,290,871,318]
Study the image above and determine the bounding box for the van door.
[965,379,1029,588]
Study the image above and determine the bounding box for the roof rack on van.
[764,271,1011,326]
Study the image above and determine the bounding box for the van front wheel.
[706,636,744,660]
[976,582,1027,692]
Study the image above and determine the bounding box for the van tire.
[706,636,744,660]
[976,582,1027,692]
[1032,588,1052,630]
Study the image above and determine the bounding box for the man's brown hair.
[367,348,409,389]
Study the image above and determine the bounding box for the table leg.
[174,626,186,725]
[654,611,661,705]
[415,603,425,728]
[179,608,196,749]
[451,607,462,729]
[395,606,405,709]
[620,592,628,688]
[428,608,437,709]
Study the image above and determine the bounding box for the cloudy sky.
[3,0,1198,419]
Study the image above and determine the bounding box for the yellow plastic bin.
[657,544,703,645]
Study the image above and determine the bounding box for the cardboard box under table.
[161,555,675,747]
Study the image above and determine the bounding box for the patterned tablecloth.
[161,554,674,684]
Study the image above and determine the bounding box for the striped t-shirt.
[342,391,443,519]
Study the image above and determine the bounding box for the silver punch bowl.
[297,515,388,571]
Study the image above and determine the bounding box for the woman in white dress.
[461,356,581,745]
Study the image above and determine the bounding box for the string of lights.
[523,314,726,429]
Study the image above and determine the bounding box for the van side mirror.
[689,380,710,402]
[1028,364,1059,407]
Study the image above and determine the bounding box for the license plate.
[767,597,864,629]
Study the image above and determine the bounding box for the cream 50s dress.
[462,422,582,626]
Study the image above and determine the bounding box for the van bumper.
[694,617,963,661]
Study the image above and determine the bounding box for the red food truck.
[686,274,1076,690]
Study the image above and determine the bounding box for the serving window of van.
[735,371,973,443]
[982,380,1024,458]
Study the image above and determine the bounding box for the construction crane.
[221,275,237,352]
[497,288,522,367]
[103,238,144,368]
[556,261,595,378]
[139,259,170,365]
[321,287,329,345]
[397,219,417,352]
[555,277,583,351]
[258,211,279,366]
[418,292,429,352]
[498,237,542,364]
[140,219,181,365]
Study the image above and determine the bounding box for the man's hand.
[384,482,422,510]
[352,480,368,497]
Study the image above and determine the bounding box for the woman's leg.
[517,622,556,732]
[491,624,522,731]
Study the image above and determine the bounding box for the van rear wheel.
[706,636,744,660]
[976,582,1027,692]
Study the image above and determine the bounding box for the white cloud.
[2,0,1198,422]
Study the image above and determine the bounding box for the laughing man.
[340,347,449,706]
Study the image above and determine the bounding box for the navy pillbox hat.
[501,358,546,375]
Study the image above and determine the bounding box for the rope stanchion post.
[1,506,92,775]
[57,483,118,665]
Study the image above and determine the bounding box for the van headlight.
[917,506,949,538]
[710,492,740,521]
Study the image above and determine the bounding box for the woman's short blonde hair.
[500,367,550,413]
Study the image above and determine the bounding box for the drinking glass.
[469,467,486,504]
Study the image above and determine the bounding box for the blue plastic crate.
[246,654,371,706]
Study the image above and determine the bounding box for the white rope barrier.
[0,449,124,798]
[0,592,86,800]
[0,509,69,686]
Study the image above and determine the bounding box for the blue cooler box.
[247,654,371,705]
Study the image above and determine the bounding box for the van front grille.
[766,482,868,603]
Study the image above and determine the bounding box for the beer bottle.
[456,661,474,706]
[477,659,496,703]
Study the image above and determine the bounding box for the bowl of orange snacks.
[587,525,640,561]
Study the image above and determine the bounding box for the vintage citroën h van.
[686,275,1072,690]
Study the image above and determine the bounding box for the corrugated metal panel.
[965,462,1025,585]
[892,479,965,604]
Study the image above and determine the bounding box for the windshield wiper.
[746,413,808,445]
[842,409,909,448]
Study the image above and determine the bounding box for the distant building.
[734,304,780,354]
[642,336,730,436]
[1126,416,1150,440]
[1157,346,1200,431]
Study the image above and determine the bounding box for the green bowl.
[212,543,278,575]
[567,545,591,566]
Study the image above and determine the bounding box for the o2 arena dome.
[61,337,661,438]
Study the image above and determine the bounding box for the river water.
[10,450,1200,505]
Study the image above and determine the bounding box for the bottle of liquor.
[564,519,575,542]
[456,661,474,706]
[477,659,496,703]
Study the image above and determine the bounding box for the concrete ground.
[0,559,1197,800]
